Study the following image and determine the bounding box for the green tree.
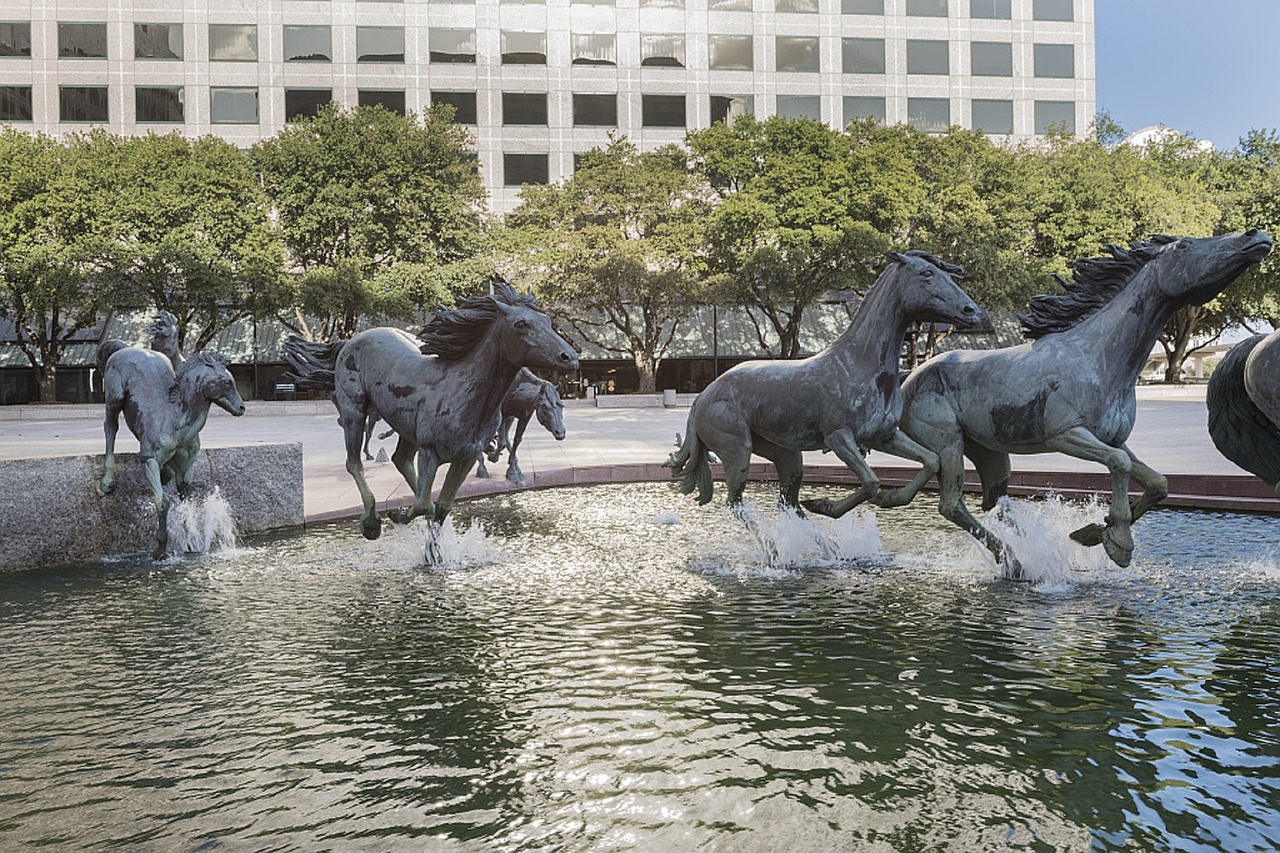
[689,116,889,358]
[251,103,485,339]
[0,129,114,403]
[506,139,710,392]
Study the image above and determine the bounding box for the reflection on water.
[2,483,1279,850]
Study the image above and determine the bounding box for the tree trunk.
[37,364,58,403]
[634,351,659,393]
[1161,306,1204,383]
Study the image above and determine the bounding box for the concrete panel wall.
[0,443,303,571]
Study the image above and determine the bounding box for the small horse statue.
[1207,328,1280,498]
[665,251,988,514]
[877,230,1272,576]
[283,281,579,542]
[149,309,185,370]
[475,367,567,483]
[97,342,246,560]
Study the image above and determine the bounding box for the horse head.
[178,353,246,416]
[885,250,991,331]
[493,291,580,374]
[534,382,567,440]
[1149,229,1273,308]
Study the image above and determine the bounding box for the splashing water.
[378,516,505,570]
[166,487,238,555]
[728,503,882,569]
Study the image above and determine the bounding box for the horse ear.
[885,252,906,265]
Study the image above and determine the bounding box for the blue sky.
[1094,0,1280,150]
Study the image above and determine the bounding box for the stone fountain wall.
[0,443,304,571]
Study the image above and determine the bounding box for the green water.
[1,483,1278,851]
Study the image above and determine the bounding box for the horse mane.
[900,249,965,278]
[174,351,228,382]
[418,279,540,360]
[1019,236,1178,339]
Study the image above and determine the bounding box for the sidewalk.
[0,386,1274,520]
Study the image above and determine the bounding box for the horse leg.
[869,430,941,508]
[342,413,382,540]
[1047,428,1135,567]
[433,458,475,524]
[396,446,440,524]
[391,438,418,492]
[801,426,879,518]
[1070,445,1168,557]
[933,442,1020,577]
[752,435,804,511]
[965,440,1012,512]
[99,397,122,496]
[475,453,490,479]
[363,417,377,461]
[143,456,170,560]
[505,415,530,483]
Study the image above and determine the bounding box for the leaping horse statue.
[876,230,1272,576]
[666,251,989,514]
[283,281,579,542]
[1207,327,1280,498]
[475,367,567,483]
[97,318,246,560]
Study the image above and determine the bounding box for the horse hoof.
[506,472,523,484]
[97,480,116,497]
[1069,522,1106,547]
[1102,527,1134,568]
[1001,552,1027,582]
[151,545,167,561]
[800,498,837,518]
[361,515,383,540]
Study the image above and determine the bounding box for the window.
[0,22,31,57]
[642,94,685,127]
[284,26,331,62]
[286,89,332,121]
[359,90,406,114]
[210,87,259,123]
[572,34,616,66]
[573,94,616,126]
[59,23,107,58]
[842,0,883,12]
[709,36,752,71]
[0,86,33,120]
[432,90,478,124]
[1033,0,1073,21]
[430,29,476,63]
[907,97,949,133]
[970,0,1010,18]
[777,0,818,12]
[503,92,547,125]
[1034,43,1074,78]
[1035,100,1075,134]
[502,31,546,65]
[907,40,948,75]
[972,99,1012,134]
[357,27,404,63]
[135,24,182,60]
[641,34,685,68]
[970,42,1012,76]
[709,0,752,8]
[209,25,258,61]
[504,153,548,186]
[710,95,753,124]
[59,86,108,121]
[776,37,818,72]
[906,0,947,16]
[843,95,885,125]
[776,95,820,120]
[136,86,184,122]
[842,38,884,74]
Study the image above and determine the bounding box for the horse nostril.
[560,352,572,362]
[964,305,976,314]
[1245,228,1260,237]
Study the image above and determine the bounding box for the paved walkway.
[1,386,1274,520]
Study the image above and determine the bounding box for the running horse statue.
[875,230,1273,576]
[666,250,989,514]
[1207,326,1280,499]
[283,281,579,543]
[97,331,246,560]
[475,367,567,483]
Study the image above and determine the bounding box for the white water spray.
[165,487,239,555]
[728,503,882,569]
[377,516,505,570]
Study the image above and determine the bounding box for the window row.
[0,24,1077,78]
[0,83,1073,137]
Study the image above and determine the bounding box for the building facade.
[1,0,1093,213]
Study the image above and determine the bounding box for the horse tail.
[663,400,714,505]
[96,339,128,374]
[1207,334,1280,488]
[282,335,343,392]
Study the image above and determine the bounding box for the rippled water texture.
[3,483,1280,851]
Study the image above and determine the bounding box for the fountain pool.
[2,482,1278,850]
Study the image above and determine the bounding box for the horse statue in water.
[283,282,579,542]
[875,230,1273,577]
[1207,328,1280,499]
[475,367,567,483]
[97,339,246,560]
[665,251,989,514]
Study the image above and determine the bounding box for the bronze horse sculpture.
[475,367,567,483]
[666,251,989,515]
[876,231,1273,576]
[1207,327,1280,498]
[284,282,579,542]
[97,334,246,560]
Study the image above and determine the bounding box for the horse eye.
[514,319,529,330]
